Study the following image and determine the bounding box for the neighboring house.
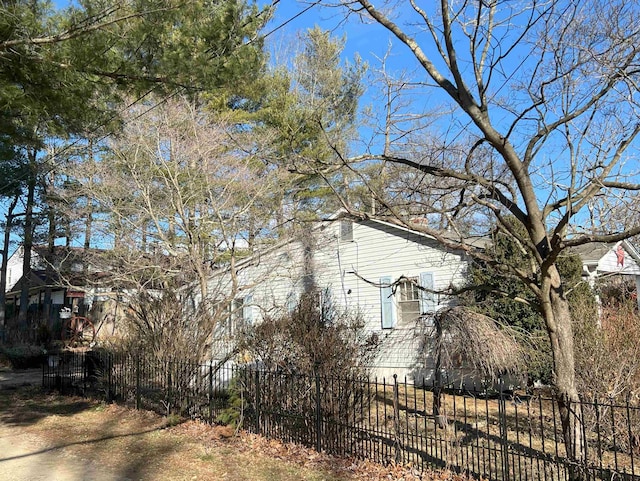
[572,240,640,310]
[5,245,25,294]
[209,216,473,382]
[3,245,118,338]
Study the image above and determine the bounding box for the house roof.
[571,242,617,265]
[4,270,60,296]
[571,240,640,266]
[211,215,479,278]
[367,216,489,249]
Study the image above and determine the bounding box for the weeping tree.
[426,307,523,427]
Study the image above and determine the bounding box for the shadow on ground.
[0,385,182,480]
[0,386,95,426]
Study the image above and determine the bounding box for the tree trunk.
[18,152,37,328]
[84,137,94,251]
[546,282,586,477]
[43,204,55,325]
[0,196,19,330]
[84,199,93,251]
[432,314,446,429]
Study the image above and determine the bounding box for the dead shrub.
[237,288,380,445]
[574,298,640,454]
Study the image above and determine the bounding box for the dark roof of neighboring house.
[570,240,640,267]
[5,270,59,296]
[570,242,617,265]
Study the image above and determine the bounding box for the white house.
[209,216,472,382]
[572,240,640,310]
[5,245,27,294]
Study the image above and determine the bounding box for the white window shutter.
[419,272,436,313]
[380,276,396,328]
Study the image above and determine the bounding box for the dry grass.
[0,386,471,481]
[361,383,639,477]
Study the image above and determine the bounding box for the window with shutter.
[419,272,436,325]
[340,220,353,242]
[380,276,396,328]
[286,292,297,313]
[228,297,244,336]
[243,294,254,326]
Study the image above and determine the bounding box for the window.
[380,273,436,329]
[228,294,253,335]
[398,278,421,324]
[340,220,353,242]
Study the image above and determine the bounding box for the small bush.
[165,413,183,427]
[238,288,379,377]
[237,289,380,444]
[215,378,243,428]
[0,344,47,369]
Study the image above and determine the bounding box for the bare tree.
[72,96,285,360]
[300,0,640,466]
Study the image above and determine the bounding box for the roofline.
[211,216,445,276]
[620,239,640,262]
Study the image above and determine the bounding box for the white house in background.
[572,240,640,310]
[5,245,27,293]
[209,216,473,382]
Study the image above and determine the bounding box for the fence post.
[83,351,87,396]
[393,374,402,463]
[208,362,214,425]
[107,352,113,403]
[167,359,172,416]
[254,369,261,435]
[135,352,141,410]
[315,365,322,453]
[498,378,510,481]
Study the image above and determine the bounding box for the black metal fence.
[43,351,640,481]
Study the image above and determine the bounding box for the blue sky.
[264,2,417,75]
[264,2,640,234]
[5,0,638,251]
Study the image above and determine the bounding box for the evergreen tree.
[0,0,269,328]
[462,219,597,383]
[257,28,366,223]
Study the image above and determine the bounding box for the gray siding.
[211,219,469,382]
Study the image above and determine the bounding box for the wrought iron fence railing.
[42,351,640,481]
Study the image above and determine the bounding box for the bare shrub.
[239,289,379,377]
[237,289,380,445]
[115,287,221,365]
[574,298,640,454]
[575,300,640,401]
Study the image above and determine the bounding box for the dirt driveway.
[0,367,42,390]
[0,425,120,481]
[0,369,122,480]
